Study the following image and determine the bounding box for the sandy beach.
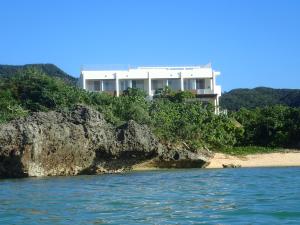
[206,151,300,168]
[132,151,300,170]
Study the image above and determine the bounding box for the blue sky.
[0,0,299,91]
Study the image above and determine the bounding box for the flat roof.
[81,64,212,71]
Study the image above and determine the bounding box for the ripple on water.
[1,168,300,224]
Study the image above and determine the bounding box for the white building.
[79,64,221,108]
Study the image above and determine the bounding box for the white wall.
[80,66,221,98]
[81,66,216,81]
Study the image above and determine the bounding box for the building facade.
[79,64,221,109]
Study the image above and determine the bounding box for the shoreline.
[132,151,300,171]
[205,151,300,169]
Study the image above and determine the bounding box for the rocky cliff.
[0,105,213,178]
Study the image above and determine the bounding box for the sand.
[206,152,300,169]
[131,151,300,171]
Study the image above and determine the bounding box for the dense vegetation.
[0,64,77,85]
[233,106,300,148]
[220,87,300,110]
[0,67,299,153]
[0,68,240,150]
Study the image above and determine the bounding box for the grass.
[218,146,280,156]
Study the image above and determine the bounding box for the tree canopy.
[220,87,300,110]
[0,66,299,151]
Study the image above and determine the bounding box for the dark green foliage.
[154,87,196,103]
[122,87,147,98]
[234,106,300,148]
[0,89,28,123]
[0,68,85,122]
[0,64,77,85]
[221,87,300,110]
[107,94,151,125]
[172,91,195,102]
[153,86,173,99]
[219,146,279,156]
[1,66,299,151]
[149,99,240,149]
[0,68,240,150]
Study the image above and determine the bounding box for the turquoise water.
[1,168,300,224]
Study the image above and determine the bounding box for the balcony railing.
[196,89,214,95]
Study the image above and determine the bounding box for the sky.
[0,0,299,91]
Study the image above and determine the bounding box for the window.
[120,80,131,91]
[168,79,180,90]
[196,79,205,89]
[152,80,166,90]
[132,80,144,89]
[184,79,196,90]
[103,80,115,91]
[94,81,100,91]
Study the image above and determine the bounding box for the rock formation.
[222,164,242,168]
[0,105,213,178]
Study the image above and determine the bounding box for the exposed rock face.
[222,164,242,168]
[0,105,213,178]
[156,146,213,168]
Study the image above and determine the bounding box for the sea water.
[1,167,300,224]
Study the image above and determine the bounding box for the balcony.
[196,89,214,95]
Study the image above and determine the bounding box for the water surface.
[1,167,300,224]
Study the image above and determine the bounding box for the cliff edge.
[0,105,213,178]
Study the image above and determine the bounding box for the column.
[215,98,220,115]
[82,74,86,89]
[193,79,197,90]
[115,73,119,97]
[148,72,151,97]
[101,80,104,91]
[212,72,216,93]
[129,80,132,88]
[214,99,217,114]
[180,73,184,91]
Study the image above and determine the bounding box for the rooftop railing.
[81,63,212,71]
[81,64,131,71]
[138,64,211,70]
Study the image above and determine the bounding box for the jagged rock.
[0,105,212,178]
[155,143,214,168]
[222,163,242,168]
